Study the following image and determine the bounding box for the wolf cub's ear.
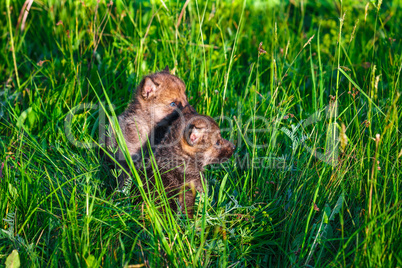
[185,124,202,146]
[162,65,170,73]
[141,77,159,99]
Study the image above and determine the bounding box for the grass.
[1,0,401,266]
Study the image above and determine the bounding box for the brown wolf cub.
[105,67,194,179]
[147,111,235,218]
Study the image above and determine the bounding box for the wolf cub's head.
[176,114,235,166]
[136,66,194,124]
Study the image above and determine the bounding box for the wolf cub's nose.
[227,141,235,151]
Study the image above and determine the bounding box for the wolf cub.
[105,67,194,182]
[148,111,235,218]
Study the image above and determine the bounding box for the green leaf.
[292,232,304,249]
[217,173,229,206]
[16,107,37,129]
[329,192,345,221]
[85,254,97,268]
[5,250,20,268]
[26,107,37,127]
[325,224,333,241]
[324,205,331,224]
[16,107,31,128]
[8,183,18,199]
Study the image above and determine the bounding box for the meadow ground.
[1,0,401,267]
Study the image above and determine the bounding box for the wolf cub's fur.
[147,111,235,218]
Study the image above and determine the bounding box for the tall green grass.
[1,0,401,266]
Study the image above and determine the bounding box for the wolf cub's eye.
[170,102,177,107]
[215,140,221,146]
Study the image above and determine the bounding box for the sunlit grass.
[0,0,401,267]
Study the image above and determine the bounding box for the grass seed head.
[350,19,359,43]
[340,123,348,153]
[303,34,315,48]
[365,3,370,21]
